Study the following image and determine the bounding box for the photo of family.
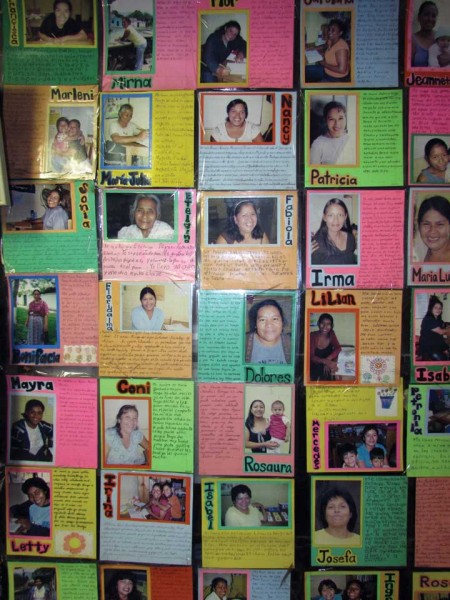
[10,276,60,348]
[410,0,450,69]
[4,183,74,232]
[47,106,94,174]
[105,0,154,73]
[24,0,95,46]
[308,573,377,600]
[103,191,176,241]
[244,387,292,456]
[9,394,55,465]
[8,469,52,537]
[118,474,189,523]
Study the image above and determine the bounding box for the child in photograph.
[428,29,450,68]
[51,117,70,170]
[339,443,359,469]
[267,400,290,454]
[370,447,389,468]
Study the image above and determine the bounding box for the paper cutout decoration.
[415,480,450,567]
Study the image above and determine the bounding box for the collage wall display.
[1,0,450,597]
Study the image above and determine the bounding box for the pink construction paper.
[59,274,98,349]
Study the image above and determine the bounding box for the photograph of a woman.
[314,482,361,546]
[413,194,450,263]
[9,474,51,537]
[204,577,229,600]
[309,313,342,381]
[304,13,351,83]
[200,17,247,84]
[356,425,388,468]
[310,197,357,265]
[417,294,450,361]
[244,393,291,455]
[245,399,279,454]
[104,569,146,600]
[202,572,247,600]
[223,484,267,528]
[309,96,357,166]
[314,579,343,600]
[25,290,49,345]
[131,287,164,332]
[118,474,187,522]
[411,0,450,68]
[116,194,174,240]
[245,297,292,365]
[104,403,149,466]
[37,0,90,44]
[10,398,54,463]
[215,200,269,245]
[211,99,263,143]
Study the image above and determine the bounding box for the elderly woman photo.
[10,476,51,537]
[105,570,144,600]
[210,99,263,143]
[39,0,88,44]
[10,399,53,463]
[245,298,291,364]
[205,577,229,600]
[415,195,450,262]
[42,187,69,230]
[105,102,150,167]
[117,194,174,240]
[310,100,356,165]
[105,404,149,466]
[131,286,165,331]
[311,198,356,265]
[315,485,360,546]
[305,17,350,83]
[201,20,246,83]
[418,294,450,361]
[215,200,269,244]
[224,484,267,527]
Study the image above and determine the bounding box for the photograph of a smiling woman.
[309,94,357,166]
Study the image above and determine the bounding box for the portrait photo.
[103,191,176,241]
[308,573,377,600]
[102,94,152,168]
[303,9,353,85]
[103,398,150,468]
[308,310,357,382]
[244,294,293,365]
[410,0,450,69]
[102,566,148,600]
[308,93,358,166]
[202,572,248,600]
[309,193,359,266]
[201,93,275,145]
[120,282,191,333]
[105,0,154,74]
[220,480,290,528]
[4,182,74,232]
[410,135,450,185]
[327,422,398,470]
[9,393,55,465]
[410,189,450,264]
[414,290,450,363]
[24,0,95,46]
[10,276,60,348]
[206,196,279,246]
[313,478,362,547]
[118,473,189,523]
[47,105,95,174]
[244,386,292,456]
[427,387,450,434]
[8,469,52,537]
[199,11,248,86]
[13,566,57,600]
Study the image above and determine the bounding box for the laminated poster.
[2,180,97,274]
[102,0,197,91]
[100,565,193,600]
[198,91,296,191]
[99,280,192,378]
[411,288,450,384]
[100,188,196,281]
[3,85,98,180]
[408,188,450,286]
[408,87,450,186]
[199,569,290,600]
[197,0,294,89]
[7,374,98,469]
[8,273,98,367]
[98,91,194,189]
[304,570,399,600]
[306,383,403,473]
[306,190,404,289]
[304,90,403,188]
[304,289,402,386]
[3,0,98,85]
[100,378,194,474]
[7,466,96,559]
[405,0,450,87]
[311,476,407,568]
[100,470,193,565]
[198,383,295,477]
[201,477,294,569]
[415,479,450,568]
[198,290,297,384]
[407,385,450,477]
[8,561,97,600]
[301,0,399,89]
[199,191,298,290]
[413,572,450,599]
